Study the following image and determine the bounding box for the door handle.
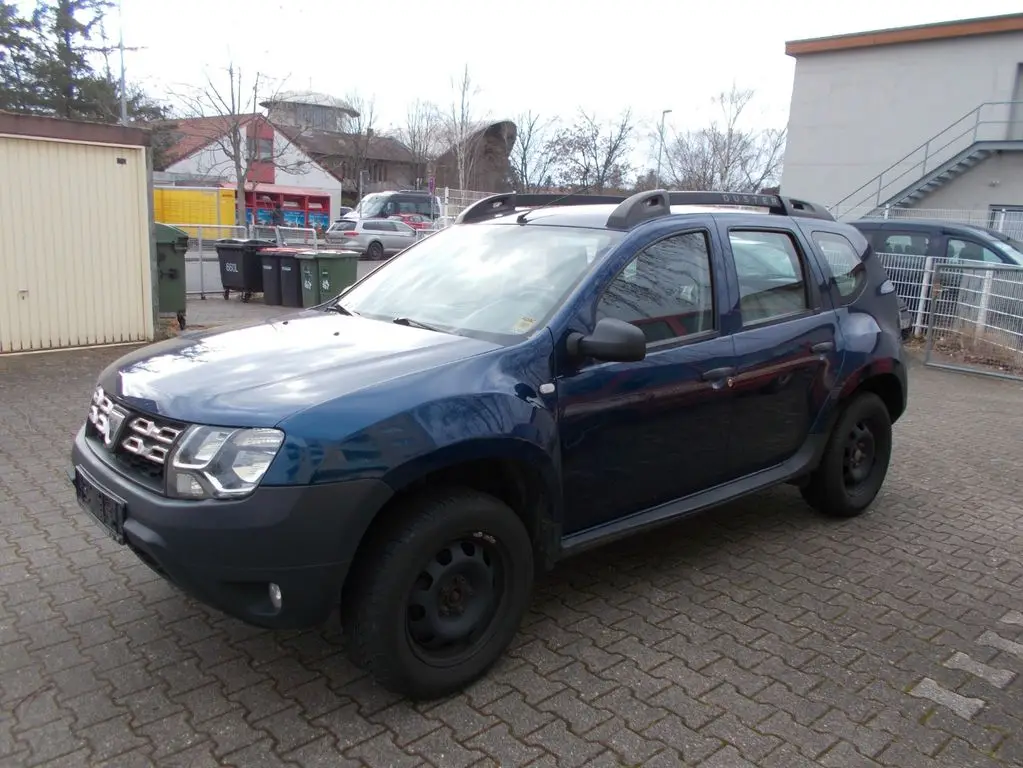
[811,341,835,354]
[701,366,736,382]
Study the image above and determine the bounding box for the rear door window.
[729,230,811,326]
[880,231,931,256]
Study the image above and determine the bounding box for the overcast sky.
[104,0,1021,164]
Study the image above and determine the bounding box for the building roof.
[259,91,359,116]
[155,115,261,167]
[0,110,150,146]
[786,12,1023,56]
[275,124,415,164]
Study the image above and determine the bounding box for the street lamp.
[655,108,672,187]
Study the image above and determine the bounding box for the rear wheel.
[801,392,892,518]
[342,487,533,700]
[367,241,384,260]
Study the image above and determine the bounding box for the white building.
[781,12,1023,224]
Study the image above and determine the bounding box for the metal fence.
[250,226,320,248]
[164,223,247,300]
[922,262,1023,380]
[439,187,492,220]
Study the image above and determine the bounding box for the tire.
[800,392,892,518]
[367,241,384,260]
[342,487,534,700]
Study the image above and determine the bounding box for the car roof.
[852,218,995,236]
[475,204,772,229]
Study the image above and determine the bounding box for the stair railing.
[831,101,1023,216]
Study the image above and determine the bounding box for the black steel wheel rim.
[405,537,504,666]
[843,420,876,487]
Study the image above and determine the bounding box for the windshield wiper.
[326,302,357,316]
[393,316,441,332]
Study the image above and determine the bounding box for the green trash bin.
[315,250,360,302]
[155,223,189,329]
[296,252,321,308]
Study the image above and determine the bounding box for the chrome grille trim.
[120,417,184,466]
[84,385,186,474]
[87,386,127,447]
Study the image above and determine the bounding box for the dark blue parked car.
[70,190,908,699]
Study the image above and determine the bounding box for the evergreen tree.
[0,0,41,111]
[0,0,168,128]
[31,0,113,119]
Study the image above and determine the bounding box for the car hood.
[98,311,499,427]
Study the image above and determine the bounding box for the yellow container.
[153,187,237,238]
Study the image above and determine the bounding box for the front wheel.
[801,392,892,518]
[342,488,534,700]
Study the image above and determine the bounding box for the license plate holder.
[73,466,127,544]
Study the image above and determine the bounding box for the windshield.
[987,238,1023,266]
[353,193,386,217]
[337,224,623,341]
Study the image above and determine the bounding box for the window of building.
[247,137,274,162]
[596,231,715,345]
[729,230,809,325]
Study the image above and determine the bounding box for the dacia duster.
[71,189,908,699]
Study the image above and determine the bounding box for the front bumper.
[70,426,392,629]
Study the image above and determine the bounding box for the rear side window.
[880,231,930,256]
[812,232,866,302]
[946,238,1003,264]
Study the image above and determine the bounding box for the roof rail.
[606,190,834,229]
[456,192,627,224]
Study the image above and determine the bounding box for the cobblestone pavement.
[2,331,1023,766]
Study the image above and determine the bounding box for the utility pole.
[655,108,672,187]
[118,0,127,124]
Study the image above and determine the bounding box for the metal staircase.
[831,101,1023,218]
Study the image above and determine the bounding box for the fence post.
[197,226,206,300]
[913,256,935,338]
[975,268,994,340]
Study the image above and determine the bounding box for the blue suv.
[70,190,908,699]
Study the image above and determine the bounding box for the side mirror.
[567,318,646,363]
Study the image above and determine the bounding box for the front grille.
[84,386,187,492]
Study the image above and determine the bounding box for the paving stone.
[4,320,1023,767]
[908,677,986,720]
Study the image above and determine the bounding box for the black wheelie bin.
[215,238,276,302]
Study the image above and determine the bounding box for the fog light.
[268,583,283,611]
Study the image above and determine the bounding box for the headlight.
[167,426,284,499]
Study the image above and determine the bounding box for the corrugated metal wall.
[0,135,153,353]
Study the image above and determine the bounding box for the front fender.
[381,435,560,496]
[266,391,558,487]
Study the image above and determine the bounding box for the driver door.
[558,225,738,534]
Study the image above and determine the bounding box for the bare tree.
[343,90,377,194]
[444,64,486,191]
[173,63,310,225]
[510,111,561,193]
[555,109,635,193]
[663,85,786,193]
[395,98,443,187]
